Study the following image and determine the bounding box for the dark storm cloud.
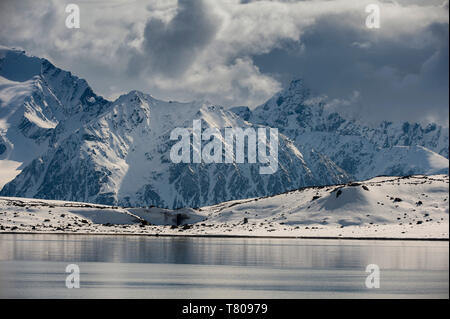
[253,12,449,124]
[129,0,221,77]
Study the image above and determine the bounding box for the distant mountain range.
[0,46,448,208]
[233,79,449,179]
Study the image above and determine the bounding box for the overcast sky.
[0,0,448,125]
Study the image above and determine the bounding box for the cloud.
[0,0,448,125]
[251,1,449,125]
[130,0,222,77]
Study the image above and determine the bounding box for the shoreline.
[1,231,449,241]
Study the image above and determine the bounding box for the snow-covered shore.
[0,175,448,239]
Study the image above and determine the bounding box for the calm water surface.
[0,234,448,298]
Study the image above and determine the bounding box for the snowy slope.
[360,145,449,177]
[0,46,110,187]
[0,90,349,207]
[201,174,449,234]
[0,175,448,239]
[241,79,449,179]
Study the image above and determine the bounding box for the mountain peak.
[287,78,306,90]
[285,78,310,98]
[117,90,149,102]
[0,46,44,82]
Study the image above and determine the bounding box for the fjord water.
[0,234,448,298]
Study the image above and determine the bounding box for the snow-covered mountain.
[0,89,349,208]
[0,47,448,208]
[0,46,110,187]
[0,47,349,208]
[235,79,449,180]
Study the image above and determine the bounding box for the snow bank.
[0,175,448,239]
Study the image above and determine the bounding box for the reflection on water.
[0,234,448,298]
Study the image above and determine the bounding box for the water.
[0,234,448,298]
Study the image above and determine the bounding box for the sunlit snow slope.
[0,175,448,238]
